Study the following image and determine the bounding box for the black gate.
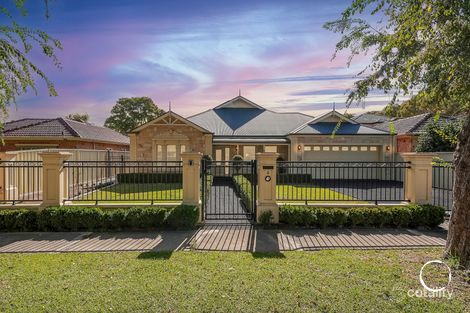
[201,160,257,221]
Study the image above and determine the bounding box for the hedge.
[0,205,199,232]
[279,204,445,228]
[233,175,253,210]
[116,173,182,184]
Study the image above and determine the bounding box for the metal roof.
[293,122,389,135]
[353,113,391,124]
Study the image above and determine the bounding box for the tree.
[325,0,470,266]
[416,118,463,152]
[104,97,164,134]
[0,1,61,122]
[65,113,89,123]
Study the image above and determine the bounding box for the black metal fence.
[276,161,410,204]
[0,161,43,203]
[201,160,257,221]
[432,163,454,214]
[63,161,183,203]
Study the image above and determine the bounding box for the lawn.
[277,184,357,201]
[72,183,183,203]
[0,249,468,312]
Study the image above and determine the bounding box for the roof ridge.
[4,118,51,133]
[407,113,432,133]
[58,118,81,137]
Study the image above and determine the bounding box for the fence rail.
[276,161,410,203]
[63,161,183,204]
[432,163,454,214]
[0,161,43,203]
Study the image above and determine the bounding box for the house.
[129,96,393,162]
[1,118,129,152]
[372,113,457,153]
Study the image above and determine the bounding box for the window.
[341,146,349,151]
[167,145,177,161]
[360,146,368,151]
[180,145,186,153]
[156,145,163,160]
[332,146,339,151]
[215,149,222,161]
[323,146,330,151]
[304,146,312,151]
[313,146,321,151]
[370,146,377,151]
[244,146,256,160]
[351,146,358,151]
[265,146,277,153]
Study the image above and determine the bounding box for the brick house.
[129,96,394,162]
[1,118,129,152]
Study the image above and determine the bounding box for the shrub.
[279,204,445,228]
[165,205,199,229]
[259,210,273,226]
[0,209,37,231]
[116,173,182,184]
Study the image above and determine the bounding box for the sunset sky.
[10,0,399,124]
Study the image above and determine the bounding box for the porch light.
[386,145,391,151]
[297,145,302,151]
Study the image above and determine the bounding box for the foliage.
[279,205,445,228]
[324,0,470,116]
[65,112,89,123]
[0,1,61,122]
[415,118,463,152]
[233,175,253,211]
[258,210,273,226]
[0,205,199,231]
[104,97,165,134]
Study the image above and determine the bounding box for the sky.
[9,0,398,125]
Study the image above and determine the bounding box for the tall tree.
[0,1,61,122]
[104,97,164,134]
[65,113,89,123]
[325,0,470,266]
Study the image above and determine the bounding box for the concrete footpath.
[0,225,447,253]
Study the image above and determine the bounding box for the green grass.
[277,184,357,201]
[0,249,467,312]
[72,183,183,204]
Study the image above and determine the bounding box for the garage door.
[303,145,380,162]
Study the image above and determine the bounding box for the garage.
[302,145,381,162]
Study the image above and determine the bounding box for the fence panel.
[64,161,182,204]
[0,161,43,203]
[432,163,454,214]
[276,161,410,204]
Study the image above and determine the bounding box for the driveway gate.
[201,160,257,221]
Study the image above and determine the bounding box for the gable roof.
[291,110,389,135]
[372,113,457,135]
[3,118,129,145]
[130,111,212,134]
[188,97,313,136]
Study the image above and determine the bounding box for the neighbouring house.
[1,118,129,152]
[352,113,391,127]
[130,96,394,162]
[372,113,457,153]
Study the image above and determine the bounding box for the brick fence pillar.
[256,152,279,223]
[181,152,202,221]
[401,152,436,204]
[39,152,72,207]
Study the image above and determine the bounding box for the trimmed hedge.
[0,205,199,232]
[116,173,182,184]
[279,204,445,228]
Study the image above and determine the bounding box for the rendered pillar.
[401,152,436,204]
[181,152,202,221]
[256,152,279,223]
[39,152,72,207]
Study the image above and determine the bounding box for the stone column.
[181,152,202,221]
[129,133,137,160]
[401,152,436,204]
[256,152,279,223]
[0,153,15,201]
[39,152,72,207]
